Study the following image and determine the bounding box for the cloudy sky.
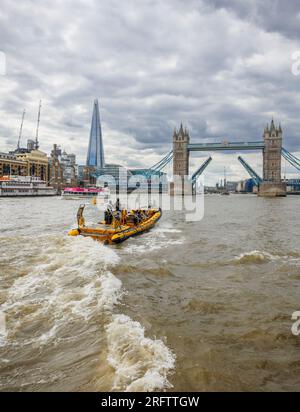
[0,0,300,185]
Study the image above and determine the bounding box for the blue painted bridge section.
[133,143,300,186]
[188,141,265,152]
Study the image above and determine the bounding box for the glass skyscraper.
[86,99,105,168]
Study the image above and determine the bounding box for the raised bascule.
[169,119,293,197]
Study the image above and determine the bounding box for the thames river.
[0,194,300,391]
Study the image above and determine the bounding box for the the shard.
[86,99,105,168]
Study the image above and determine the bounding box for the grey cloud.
[0,0,300,184]
[207,0,300,40]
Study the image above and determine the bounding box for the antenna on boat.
[17,109,26,150]
[35,100,42,150]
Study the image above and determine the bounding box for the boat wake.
[0,235,175,391]
[1,237,122,346]
[106,314,175,392]
[124,225,184,254]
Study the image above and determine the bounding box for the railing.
[188,141,265,151]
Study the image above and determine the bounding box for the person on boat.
[115,198,120,212]
[104,201,114,224]
[136,210,144,223]
[107,200,113,211]
[130,211,138,225]
[121,209,127,225]
[108,201,114,221]
[125,212,135,225]
[104,208,112,225]
[104,210,108,224]
[112,210,122,228]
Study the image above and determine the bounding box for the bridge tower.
[171,124,191,194]
[173,124,190,177]
[260,119,286,196]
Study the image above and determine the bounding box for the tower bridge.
[82,99,298,196]
[171,120,287,197]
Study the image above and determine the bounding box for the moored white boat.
[0,176,57,197]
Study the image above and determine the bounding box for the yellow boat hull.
[68,209,162,244]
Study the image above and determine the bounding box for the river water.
[0,194,300,391]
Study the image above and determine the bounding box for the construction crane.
[17,109,26,150]
[35,100,42,150]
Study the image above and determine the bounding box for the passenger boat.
[61,187,107,199]
[68,204,162,244]
[0,176,57,197]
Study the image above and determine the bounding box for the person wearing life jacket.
[121,209,127,225]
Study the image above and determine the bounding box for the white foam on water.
[105,314,175,392]
[124,228,185,254]
[1,235,123,346]
[95,272,123,312]
[2,233,176,392]
[154,227,182,234]
[235,250,300,264]
[235,250,274,263]
[0,335,7,348]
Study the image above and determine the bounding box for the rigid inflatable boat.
[68,204,162,244]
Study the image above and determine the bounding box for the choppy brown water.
[0,195,300,391]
